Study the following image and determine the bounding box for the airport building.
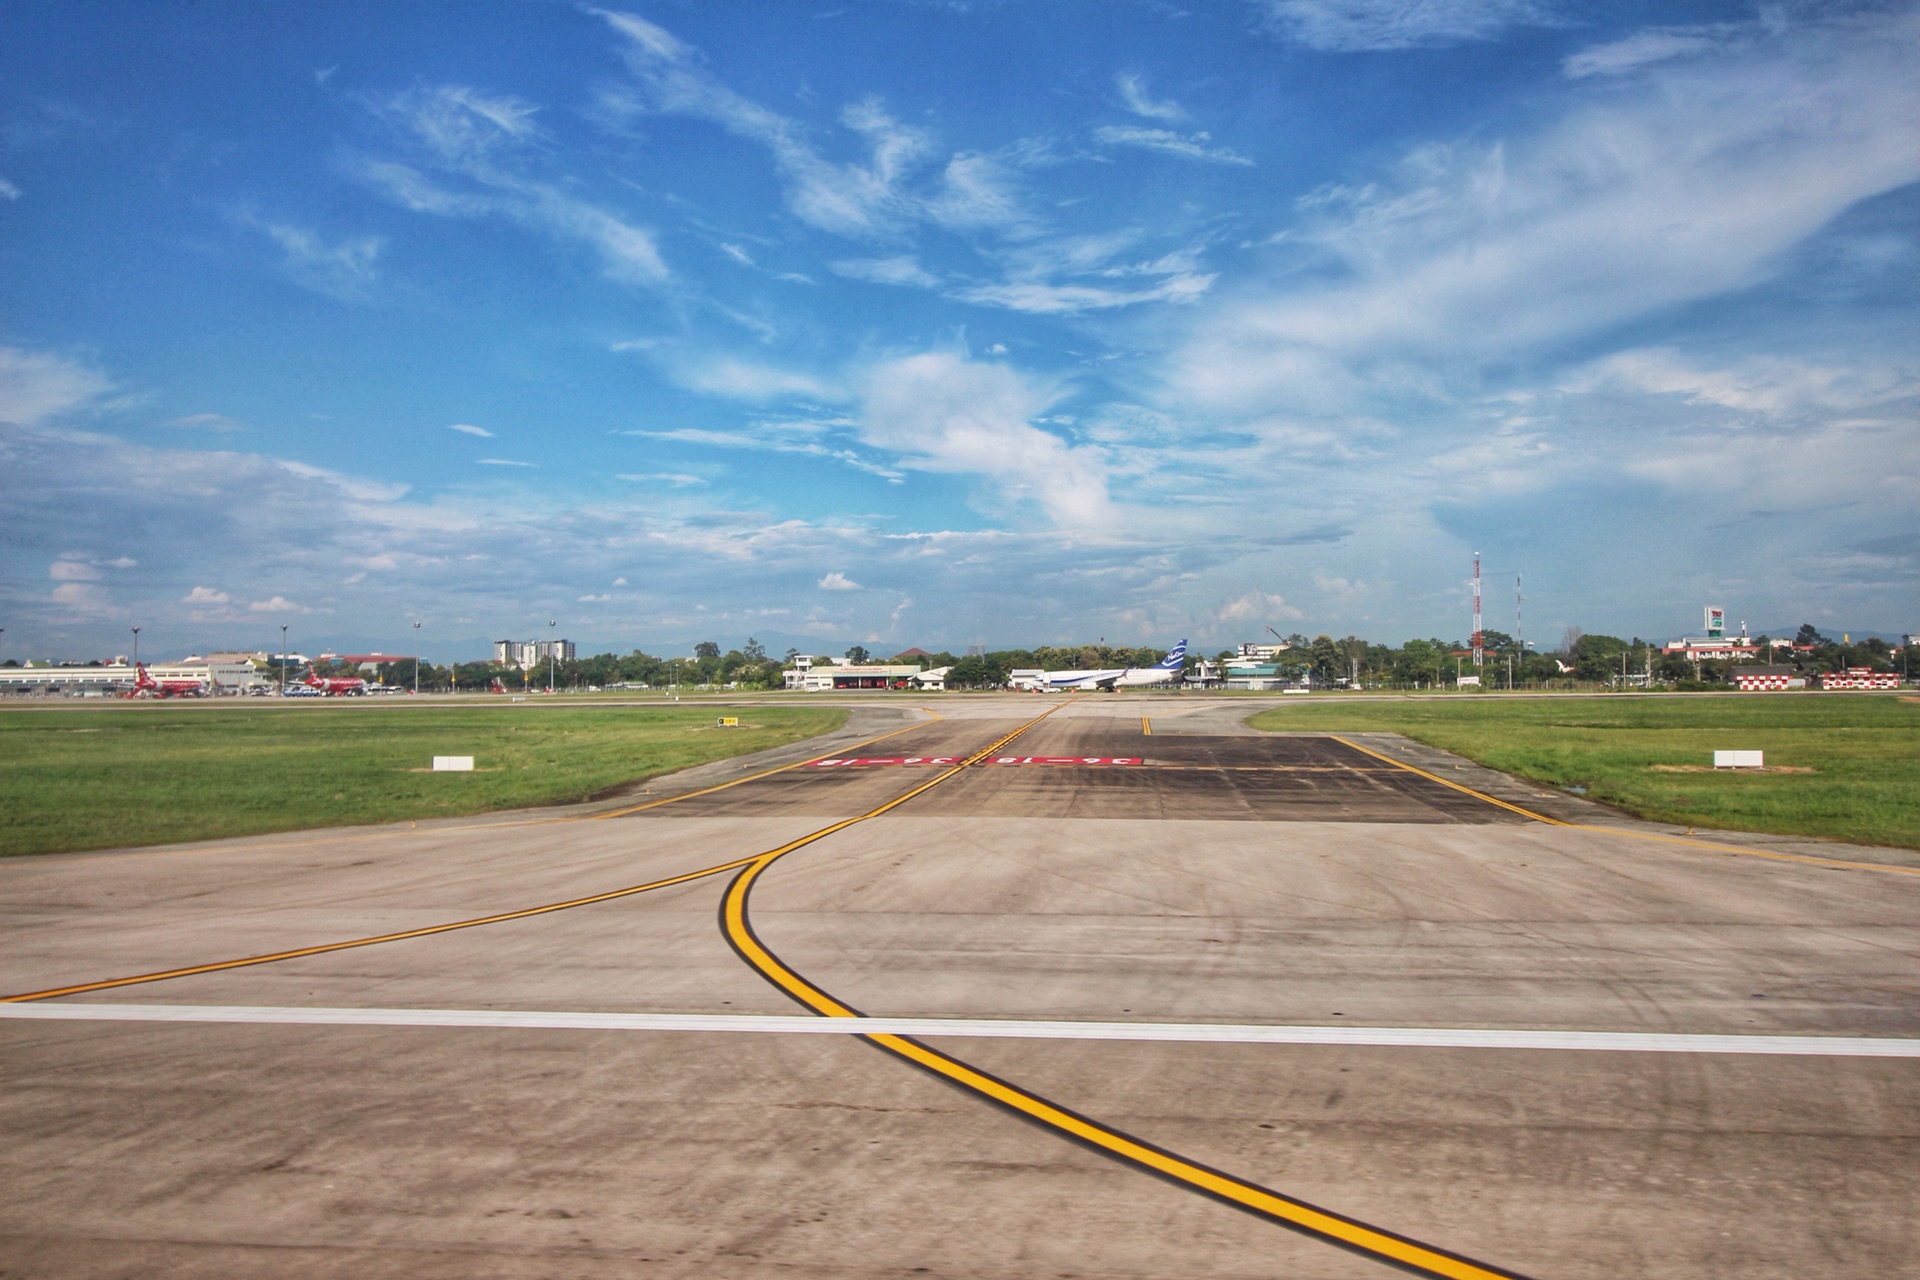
[0,660,265,693]
[494,639,575,667]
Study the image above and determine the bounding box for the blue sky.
[2,0,1915,661]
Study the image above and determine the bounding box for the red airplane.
[302,666,369,696]
[126,664,209,698]
[489,677,509,694]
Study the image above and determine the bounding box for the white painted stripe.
[3,1003,1914,1056]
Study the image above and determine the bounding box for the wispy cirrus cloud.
[0,347,110,426]
[447,423,494,437]
[1094,125,1251,167]
[1253,0,1563,52]
[361,84,668,286]
[167,413,244,432]
[1173,8,1920,412]
[1115,74,1185,121]
[252,220,383,299]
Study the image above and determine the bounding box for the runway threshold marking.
[8,1004,1913,1057]
[1331,735,1920,877]
[722,706,1529,1280]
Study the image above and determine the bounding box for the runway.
[3,695,1916,1278]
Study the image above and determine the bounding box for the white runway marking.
[4,1003,1916,1056]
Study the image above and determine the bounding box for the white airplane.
[1040,640,1187,692]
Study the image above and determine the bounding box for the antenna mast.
[1515,573,1523,653]
[1471,553,1484,670]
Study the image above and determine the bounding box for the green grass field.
[1247,693,1920,849]
[0,702,847,858]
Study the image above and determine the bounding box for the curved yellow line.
[1329,735,1920,876]
[722,705,1526,1280]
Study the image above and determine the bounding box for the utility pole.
[413,620,422,696]
[131,626,140,669]
[280,624,287,695]
[548,620,557,694]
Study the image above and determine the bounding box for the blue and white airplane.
[1041,640,1188,692]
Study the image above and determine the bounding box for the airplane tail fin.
[1156,640,1188,669]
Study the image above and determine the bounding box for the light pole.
[412,621,422,695]
[131,627,140,669]
[548,619,557,694]
[280,624,288,695]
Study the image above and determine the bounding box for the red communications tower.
[1471,553,1484,671]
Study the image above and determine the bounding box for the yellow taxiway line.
[1330,734,1920,876]
[2,713,945,1003]
[721,707,1529,1280]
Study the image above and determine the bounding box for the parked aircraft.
[125,664,209,698]
[302,667,368,696]
[1041,640,1188,692]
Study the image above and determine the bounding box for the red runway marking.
[807,756,962,767]
[988,756,1143,766]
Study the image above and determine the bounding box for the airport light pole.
[130,627,140,669]
[280,624,287,695]
[413,621,422,695]
[548,619,556,694]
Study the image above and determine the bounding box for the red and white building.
[1733,666,1803,692]
[1819,668,1899,691]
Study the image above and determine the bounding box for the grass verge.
[0,702,847,858]
[1246,693,1919,849]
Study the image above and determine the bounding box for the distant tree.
[1308,635,1341,682]
[783,647,800,665]
[844,644,870,664]
[1795,623,1826,648]
[694,640,721,660]
[1561,626,1583,660]
[945,655,1008,688]
[743,637,766,662]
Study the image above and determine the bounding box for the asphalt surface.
[2,695,1917,1278]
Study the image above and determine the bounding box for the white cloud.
[477,458,537,467]
[183,586,231,604]
[448,422,495,438]
[1570,349,1918,418]
[257,221,382,298]
[0,348,111,426]
[0,177,20,200]
[50,559,101,582]
[1254,0,1562,52]
[1563,26,1737,79]
[616,472,706,487]
[249,595,313,614]
[167,413,244,432]
[1094,126,1252,167]
[1174,10,1920,412]
[719,242,754,266]
[1116,74,1185,121]
[832,256,943,288]
[364,85,668,287]
[955,273,1215,315]
[860,352,1112,527]
[818,571,862,591]
[670,357,842,403]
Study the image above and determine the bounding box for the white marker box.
[1713,750,1763,769]
[432,756,475,772]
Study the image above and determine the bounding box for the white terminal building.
[0,658,266,694]
[494,639,575,667]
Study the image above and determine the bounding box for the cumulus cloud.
[818,571,861,591]
[860,352,1111,527]
[249,595,313,614]
[50,559,102,582]
[183,586,231,604]
[1216,590,1303,624]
